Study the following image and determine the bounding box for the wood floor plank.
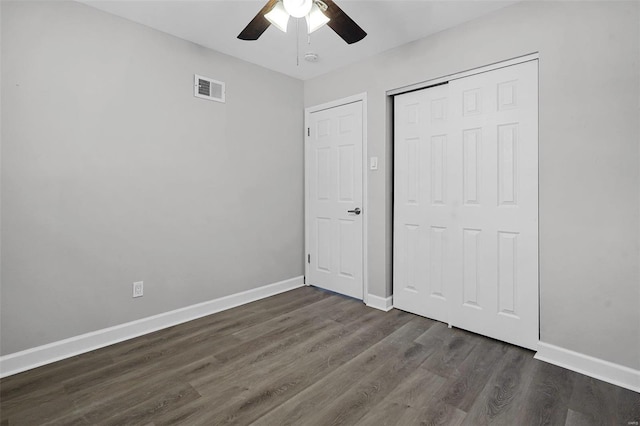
[188,310,381,396]
[43,415,91,426]
[413,320,451,346]
[151,316,340,416]
[1,286,635,425]
[0,350,114,404]
[353,365,447,426]
[516,360,575,426]
[189,310,416,425]
[94,382,201,426]
[308,344,432,426]
[229,294,351,341]
[158,310,414,426]
[44,382,201,426]
[409,399,467,426]
[617,385,640,426]
[1,385,78,425]
[217,296,355,362]
[329,297,386,324]
[420,326,481,379]
[61,333,230,405]
[565,408,596,426]
[68,367,202,425]
[461,345,537,426]
[252,318,435,426]
[567,374,621,426]
[440,337,509,412]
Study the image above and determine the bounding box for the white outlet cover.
[133,281,144,298]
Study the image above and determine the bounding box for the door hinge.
[307,254,310,264]
[307,128,310,137]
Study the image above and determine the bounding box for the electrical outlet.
[132,281,143,298]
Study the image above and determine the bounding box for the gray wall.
[304,1,640,370]
[1,1,304,355]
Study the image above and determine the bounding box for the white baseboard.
[0,276,304,378]
[366,294,393,312]
[535,341,640,393]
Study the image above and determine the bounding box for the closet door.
[393,60,538,350]
[393,84,452,324]
[448,61,538,350]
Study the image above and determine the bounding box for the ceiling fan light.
[265,1,290,33]
[283,0,312,18]
[306,3,330,34]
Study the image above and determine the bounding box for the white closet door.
[306,101,364,300]
[393,84,452,324]
[448,61,538,350]
[393,60,538,350]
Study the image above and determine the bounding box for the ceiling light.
[265,1,290,32]
[305,3,330,34]
[283,0,312,18]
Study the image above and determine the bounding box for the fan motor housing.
[304,52,319,62]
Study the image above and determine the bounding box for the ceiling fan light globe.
[265,1,290,32]
[306,3,330,34]
[283,0,312,18]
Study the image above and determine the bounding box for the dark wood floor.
[1,287,638,425]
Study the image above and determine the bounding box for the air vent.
[194,74,225,103]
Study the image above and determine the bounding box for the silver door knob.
[347,207,361,215]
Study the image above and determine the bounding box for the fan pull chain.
[296,19,299,66]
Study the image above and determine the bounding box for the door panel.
[448,61,539,350]
[393,85,451,323]
[306,101,363,299]
[393,60,538,350]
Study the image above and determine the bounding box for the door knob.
[347,207,361,215]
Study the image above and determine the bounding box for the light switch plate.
[133,281,143,298]
[370,157,378,170]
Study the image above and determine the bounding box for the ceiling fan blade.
[322,0,366,44]
[238,0,279,41]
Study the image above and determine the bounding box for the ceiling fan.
[238,0,367,44]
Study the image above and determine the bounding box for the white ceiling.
[80,0,519,80]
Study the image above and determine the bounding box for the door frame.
[304,93,368,303]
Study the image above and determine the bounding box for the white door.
[393,60,539,350]
[393,83,452,324]
[306,101,363,300]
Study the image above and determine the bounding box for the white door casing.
[305,100,364,300]
[393,60,539,350]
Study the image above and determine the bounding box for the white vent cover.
[194,74,225,103]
